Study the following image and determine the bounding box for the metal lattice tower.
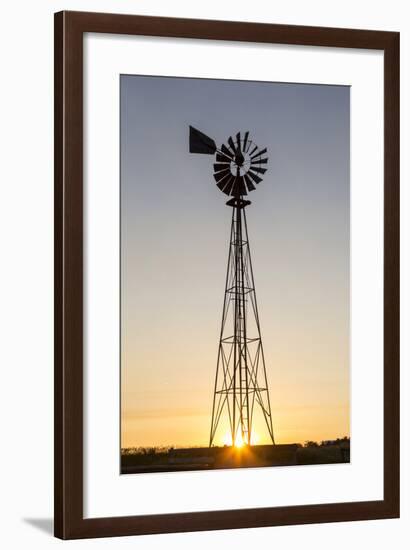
[189,126,275,447]
[209,198,274,447]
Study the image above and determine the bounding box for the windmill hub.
[235,152,245,166]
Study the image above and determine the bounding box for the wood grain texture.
[54,11,400,539]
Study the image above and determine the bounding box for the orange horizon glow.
[121,402,350,449]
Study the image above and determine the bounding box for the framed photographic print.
[54,11,400,539]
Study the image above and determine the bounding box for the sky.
[120,75,350,449]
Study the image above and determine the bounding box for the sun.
[222,431,259,448]
[234,433,245,448]
[222,431,245,447]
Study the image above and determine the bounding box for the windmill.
[189,126,275,448]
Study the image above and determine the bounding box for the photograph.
[0,1,401,545]
[120,74,350,474]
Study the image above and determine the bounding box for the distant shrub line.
[121,437,350,455]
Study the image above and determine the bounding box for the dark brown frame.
[54,10,400,539]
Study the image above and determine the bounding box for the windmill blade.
[251,157,268,165]
[214,168,231,182]
[244,174,256,192]
[250,166,267,175]
[221,144,234,159]
[247,170,263,184]
[216,152,231,163]
[228,136,237,154]
[236,132,241,152]
[219,174,235,195]
[214,162,230,173]
[189,126,217,154]
[245,139,253,153]
[215,172,232,192]
[249,144,259,156]
[230,176,247,196]
[242,131,249,152]
[251,147,267,159]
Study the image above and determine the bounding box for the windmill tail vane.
[189,126,274,448]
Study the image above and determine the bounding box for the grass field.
[121,439,350,474]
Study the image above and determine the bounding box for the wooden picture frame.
[54,10,400,539]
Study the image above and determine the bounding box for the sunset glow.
[220,430,261,448]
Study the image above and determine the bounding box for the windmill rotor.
[189,126,269,198]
